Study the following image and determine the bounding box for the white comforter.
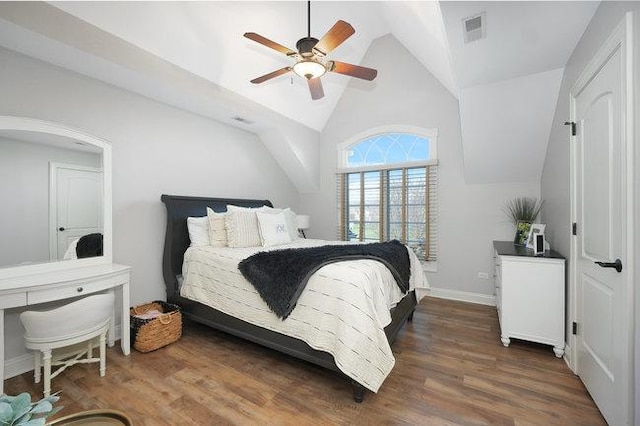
[180,238,428,392]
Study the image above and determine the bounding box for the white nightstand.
[493,241,565,357]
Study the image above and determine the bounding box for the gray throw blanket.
[238,240,410,319]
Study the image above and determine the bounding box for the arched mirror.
[0,116,112,279]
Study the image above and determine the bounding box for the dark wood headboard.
[160,194,273,301]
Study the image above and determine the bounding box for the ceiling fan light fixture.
[293,60,326,80]
[244,2,376,100]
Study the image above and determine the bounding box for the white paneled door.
[50,164,103,260]
[571,14,633,426]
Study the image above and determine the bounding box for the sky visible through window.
[347,133,430,167]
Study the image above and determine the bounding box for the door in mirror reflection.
[52,164,103,260]
[0,132,102,267]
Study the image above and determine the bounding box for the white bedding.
[180,238,428,392]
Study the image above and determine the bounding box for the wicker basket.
[130,301,182,353]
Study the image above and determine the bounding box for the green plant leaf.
[503,197,544,224]
[28,401,52,416]
[0,395,16,404]
[14,412,31,425]
[14,419,45,426]
[11,392,31,411]
[40,395,60,406]
[9,394,31,422]
[0,393,60,426]
[0,402,13,424]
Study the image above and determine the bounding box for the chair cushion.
[20,293,114,340]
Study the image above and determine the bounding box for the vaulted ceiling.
[0,1,599,190]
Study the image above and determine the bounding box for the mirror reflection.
[0,129,103,268]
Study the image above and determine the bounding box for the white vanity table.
[0,264,131,393]
[0,116,131,393]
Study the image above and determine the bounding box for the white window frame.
[336,125,438,272]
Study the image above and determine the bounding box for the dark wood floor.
[5,297,606,425]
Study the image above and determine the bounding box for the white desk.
[0,263,131,393]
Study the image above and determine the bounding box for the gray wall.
[300,35,539,297]
[541,2,640,420]
[0,46,299,359]
[0,137,100,266]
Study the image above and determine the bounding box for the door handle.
[58,227,65,232]
[595,258,622,273]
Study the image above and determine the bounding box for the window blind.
[336,164,438,261]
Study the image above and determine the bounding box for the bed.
[161,194,419,402]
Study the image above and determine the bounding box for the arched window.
[336,126,438,262]
[345,133,431,167]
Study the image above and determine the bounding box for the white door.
[50,164,103,260]
[571,15,632,426]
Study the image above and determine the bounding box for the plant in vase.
[0,392,61,426]
[503,197,544,246]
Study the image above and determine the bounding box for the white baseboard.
[5,353,34,379]
[427,287,496,306]
[4,325,122,380]
[563,343,576,373]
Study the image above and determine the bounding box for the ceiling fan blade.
[244,32,297,57]
[312,20,355,57]
[308,77,324,100]
[328,61,378,81]
[250,67,292,84]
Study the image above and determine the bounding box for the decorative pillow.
[256,211,292,247]
[261,207,299,241]
[206,207,227,247]
[225,205,262,248]
[187,216,209,247]
[63,238,80,260]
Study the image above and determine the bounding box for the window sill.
[421,261,437,273]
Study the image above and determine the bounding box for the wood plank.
[4,297,606,424]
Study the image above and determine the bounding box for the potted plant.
[0,392,61,426]
[503,197,544,246]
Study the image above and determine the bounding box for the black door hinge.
[572,322,578,335]
[572,222,577,235]
[564,121,576,136]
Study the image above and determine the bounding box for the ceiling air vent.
[463,13,486,43]
[232,116,254,125]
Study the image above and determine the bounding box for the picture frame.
[514,221,532,246]
[526,223,546,249]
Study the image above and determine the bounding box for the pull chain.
[307,1,311,37]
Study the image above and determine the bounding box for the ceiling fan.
[244,1,378,100]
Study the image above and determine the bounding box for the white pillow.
[256,211,292,247]
[225,205,262,248]
[63,238,80,260]
[187,216,209,247]
[261,207,299,241]
[206,207,228,247]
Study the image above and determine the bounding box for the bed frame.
[160,194,417,402]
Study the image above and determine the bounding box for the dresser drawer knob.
[77,287,84,293]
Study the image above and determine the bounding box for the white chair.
[20,293,114,397]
